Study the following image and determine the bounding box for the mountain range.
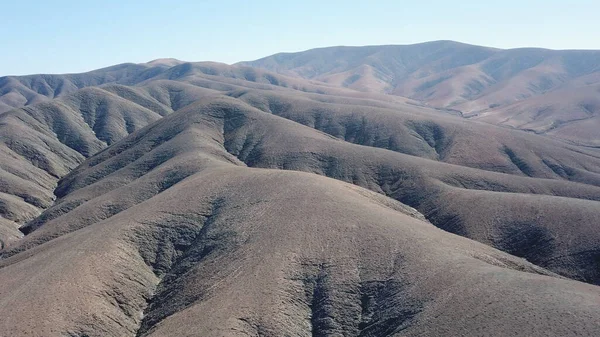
[242,40,600,146]
[0,41,599,336]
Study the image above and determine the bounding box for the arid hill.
[0,62,415,247]
[0,62,170,113]
[1,95,600,336]
[241,41,600,145]
[474,83,600,146]
[0,51,600,336]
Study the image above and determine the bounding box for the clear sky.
[1,0,599,76]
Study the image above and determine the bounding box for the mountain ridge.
[2,92,600,336]
[1,42,600,336]
[240,40,600,146]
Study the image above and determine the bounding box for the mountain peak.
[145,58,186,67]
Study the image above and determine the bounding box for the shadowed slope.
[208,97,600,284]
[0,82,214,243]
[231,89,600,183]
[0,64,392,241]
[1,96,599,336]
[9,96,600,288]
[0,108,84,244]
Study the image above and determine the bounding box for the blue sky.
[1,0,598,75]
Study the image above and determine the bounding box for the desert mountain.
[0,62,356,246]
[2,95,600,336]
[475,83,600,146]
[241,40,600,145]
[0,82,183,247]
[0,62,171,114]
[0,49,600,336]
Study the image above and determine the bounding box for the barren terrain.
[1,43,599,336]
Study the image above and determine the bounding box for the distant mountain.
[0,60,404,113]
[0,63,171,113]
[145,58,187,67]
[475,83,600,146]
[241,41,600,146]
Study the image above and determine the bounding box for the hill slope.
[241,41,600,145]
[0,81,213,246]
[2,64,600,283]
[1,59,600,336]
[1,95,599,336]
[0,62,174,113]
[474,83,600,146]
[0,61,409,244]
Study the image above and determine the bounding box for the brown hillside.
[242,41,600,144]
[1,95,599,336]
